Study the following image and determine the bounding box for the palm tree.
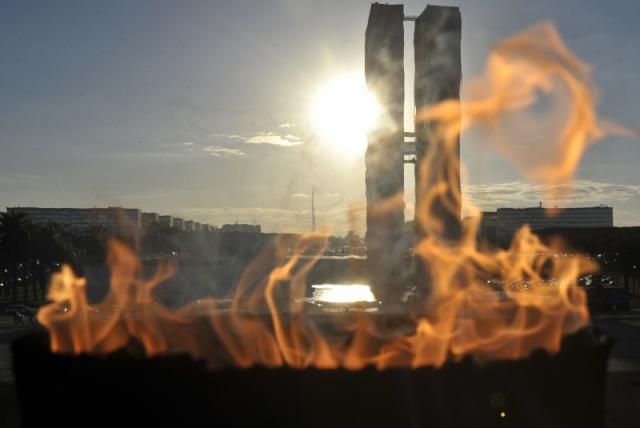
[29,223,73,300]
[0,212,34,302]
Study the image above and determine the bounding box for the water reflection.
[309,284,376,304]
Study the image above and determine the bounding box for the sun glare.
[310,74,381,158]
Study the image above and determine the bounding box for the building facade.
[414,5,462,241]
[7,207,141,237]
[172,218,185,231]
[141,212,159,229]
[463,211,498,243]
[8,207,214,236]
[364,3,406,301]
[496,206,613,240]
[221,223,261,233]
[158,215,173,228]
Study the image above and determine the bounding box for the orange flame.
[38,22,616,369]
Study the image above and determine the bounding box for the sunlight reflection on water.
[309,284,376,303]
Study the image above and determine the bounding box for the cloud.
[130,142,244,159]
[139,151,194,159]
[203,146,245,157]
[463,180,640,209]
[246,132,303,147]
[290,193,311,199]
[208,129,304,148]
[290,192,341,199]
[145,141,246,158]
[210,133,245,141]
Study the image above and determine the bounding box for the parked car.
[5,304,38,324]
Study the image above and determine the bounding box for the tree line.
[0,212,106,303]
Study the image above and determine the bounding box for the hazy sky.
[1,0,638,233]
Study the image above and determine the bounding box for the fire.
[38,22,617,369]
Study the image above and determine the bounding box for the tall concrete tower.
[364,3,406,302]
[414,6,462,242]
[364,4,462,302]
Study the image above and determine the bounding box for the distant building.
[141,212,159,229]
[463,211,498,242]
[345,230,366,255]
[194,222,202,232]
[173,217,185,230]
[7,207,141,237]
[158,215,173,228]
[184,220,194,232]
[221,223,261,233]
[495,205,613,241]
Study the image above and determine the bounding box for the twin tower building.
[364,4,461,301]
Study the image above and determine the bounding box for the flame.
[38,22,618,369]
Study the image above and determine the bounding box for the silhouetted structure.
[7,207,141,237]
[158,215,173,228]
[221,223,261,233]
[311,185,316,232]
[173,217,185,231]
[463,211,498,243]
[364,4,462,301]
[414,5,462,241]
[365,3,406,302]
[13,328,611,428]
[141,212,159,229]
[496,205,613,242]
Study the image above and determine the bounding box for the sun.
[310,74,381,159]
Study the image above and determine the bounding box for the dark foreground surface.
[1,312,639,427]
[11,326,609,428]
[606,371,640,428]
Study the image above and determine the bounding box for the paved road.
[580,310,640,428]
[593,309,640,373]
[0,319,41,428]
[0,320,41,384]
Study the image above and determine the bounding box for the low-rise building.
[7,207,141,237]
[463,211,498,242]
[495,205,613,241]
[221,223,261,233]
[173,217,185,230]
[141,212,159,229]
[158,215,172,228]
